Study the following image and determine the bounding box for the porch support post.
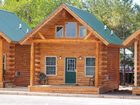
[30,43,35,86]
[0,39,3,87]
[134,40,138,86]
[95,42,99,87]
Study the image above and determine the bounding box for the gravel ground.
[0,94,140,105]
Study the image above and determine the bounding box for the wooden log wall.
[5,43,15,83]
[98,43,108,86]
[38,42,96,86]
[14,45,30,86]
[98,44,120,93]
[34,43,41,85]
[1,38,31,87]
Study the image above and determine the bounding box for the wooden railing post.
[30,43,35,86]
[0,39,3,87]
[95,42,99,87]
[134,41,138,86]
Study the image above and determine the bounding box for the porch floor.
[29,85,99,94]
[132,87,140,95]
[0,87,28,92]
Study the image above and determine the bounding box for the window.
[46,57,56,76]
[79,26,87,37]
[66,22,77,38]
[55,26,63,38]
[85,57,95,76]
[67,58,76,72]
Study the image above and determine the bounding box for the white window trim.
[3,54,6,71]
[55,25,64,38]
[45,56,57,76]
[85,56,96,77]
[65,22,77,38]
[79,25,87,38]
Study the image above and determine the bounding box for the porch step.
[0,87,139,100]
[30,85,99,94]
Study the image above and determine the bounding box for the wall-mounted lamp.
[59,56,62,60]
[79,56,82,60]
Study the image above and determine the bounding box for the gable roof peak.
[20,3,122,46]
[64,4,122,45]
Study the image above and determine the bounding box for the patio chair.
[39,72,48,85]
[89,76,95,86]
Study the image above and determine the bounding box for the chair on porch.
[39,72,48,85]
[89,76,95,86]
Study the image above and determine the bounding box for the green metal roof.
[66,4,122,45]
[0,10,31,42]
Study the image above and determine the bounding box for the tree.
[0,0,83,28]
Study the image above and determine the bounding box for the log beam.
[30,43,35,86]
[84,32,92,40]
[33,39,100,43]
[95,42,99,87]
[134,41,138,86]
[38,32,46,40]
[0,39,3,87]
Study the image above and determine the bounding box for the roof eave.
[108,43,123,48]
[123,29,140,46]
[0,32,12,43]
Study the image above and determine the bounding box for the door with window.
[65,58,76,84]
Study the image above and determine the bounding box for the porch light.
[79,56,82,60]
[59,56,62,60]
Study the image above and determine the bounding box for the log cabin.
[20,4,122,94]
[0,10,31,87]
[123,29,140,95]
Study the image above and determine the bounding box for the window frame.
[85,56,96,77]
[45,56,57,76]
[79,25,87,38]
[65,22,77,38]
[55,25,64,38]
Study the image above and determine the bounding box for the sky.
[133,0,140,5]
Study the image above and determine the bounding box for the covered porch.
[29,39,100,94]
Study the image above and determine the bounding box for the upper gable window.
[79,26,87,38]
[66,22,77,38]
[56,26,64,38]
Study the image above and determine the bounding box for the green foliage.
[85,0,140,40]
[1,0,83,28]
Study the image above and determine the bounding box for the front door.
[65,58,76,84]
